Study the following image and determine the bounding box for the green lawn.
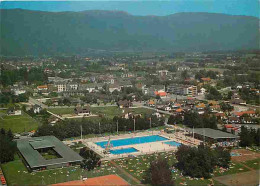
[1,155,135,185]
[48,107,155,119]
[0,111,39,133]
[114,151,219,186]
[243,158,260,170]
[114,151,254,186]
[213,162,249,177]
[48,108,74,115]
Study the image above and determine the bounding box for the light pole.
[150,117,152,129]
[99,122,100,134]
[117,120,119,134]
[134,117,135,132]
[80,125,82,140]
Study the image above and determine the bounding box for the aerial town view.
[0,0,259,186]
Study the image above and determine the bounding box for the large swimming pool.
[110,147,138,155]
[96,135,169,148]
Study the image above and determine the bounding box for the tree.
[7,129,13,140]
[239,126,254,147]
[80,147,100,171]
[175,145,230,179]
[181,70,189,80]
[213,147,231,169]
[206,86,222,100]
[143,156,175,186]
[0,130,17,163]
[168,114,182,125]
[220,102,233,113]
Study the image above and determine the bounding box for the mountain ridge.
[0,9,259,56]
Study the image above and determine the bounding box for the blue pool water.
[110,147,138,155]
[164,141,181,147]
[96,135,169,148]
[230,152,241,156]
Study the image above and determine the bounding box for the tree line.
[0,66,47,87]
[0,128,16,163]
[35,115,165,140]
[168,111,218,129]
[239,126,260,147]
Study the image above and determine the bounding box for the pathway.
[46,110,65,121]
[110,160,142,185]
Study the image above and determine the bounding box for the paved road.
[46,110,65,121]
[29,97,48,108]
[139,105,173,116]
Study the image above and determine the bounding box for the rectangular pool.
[164,141,181,147]
[110,147,138,155]
[96,135,169,148]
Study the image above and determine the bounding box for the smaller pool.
[164,141,181,147]
[230,152,241,157]
[110,148,138,155]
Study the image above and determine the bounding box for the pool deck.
[64,130,202,160]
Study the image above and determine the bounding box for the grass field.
[1,155,135,185]
[48,106,155,119]
[243,158,260,170]
[114,151,228,186]
[48,108,75,115]
[0,111,39,133]
[213,162,249,177]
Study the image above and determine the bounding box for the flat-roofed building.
[17,136,83,171]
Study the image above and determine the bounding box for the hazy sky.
[0,0,259,17]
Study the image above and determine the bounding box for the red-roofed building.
[233,110,256,117]
[37,85,48,91]
[201,77,211,82]
[154,91,167,97]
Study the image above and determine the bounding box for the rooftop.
[187,128,238,139]
[17,136,83,169]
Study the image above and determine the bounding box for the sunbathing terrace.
[67,130,201,160]
[17,136,83,171]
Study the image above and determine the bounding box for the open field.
[48,106,155,119]
[231,149,260,162]
[0,111,39,133]
[1,155,135,185]
[214,169,259,186]
[213,162,249,177]
[242,158,260,170]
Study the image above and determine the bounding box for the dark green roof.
[187,128,238,139]
[29,139,54,149]
[17,136,83,169]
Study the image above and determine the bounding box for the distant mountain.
[0,9,259,56]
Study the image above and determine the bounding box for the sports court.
[52,174,130,186]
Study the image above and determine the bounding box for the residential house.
[7,108,22,116]
[228,116,240,124]
[37,85,48,91]
[109,84,121,93]
[117,100,133,108]
[201,77,211,84]
[147,100,155,107]
[74,106,91,116]
[33,104,42,114]
[199,88,206,95]
[154,90,167,98]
